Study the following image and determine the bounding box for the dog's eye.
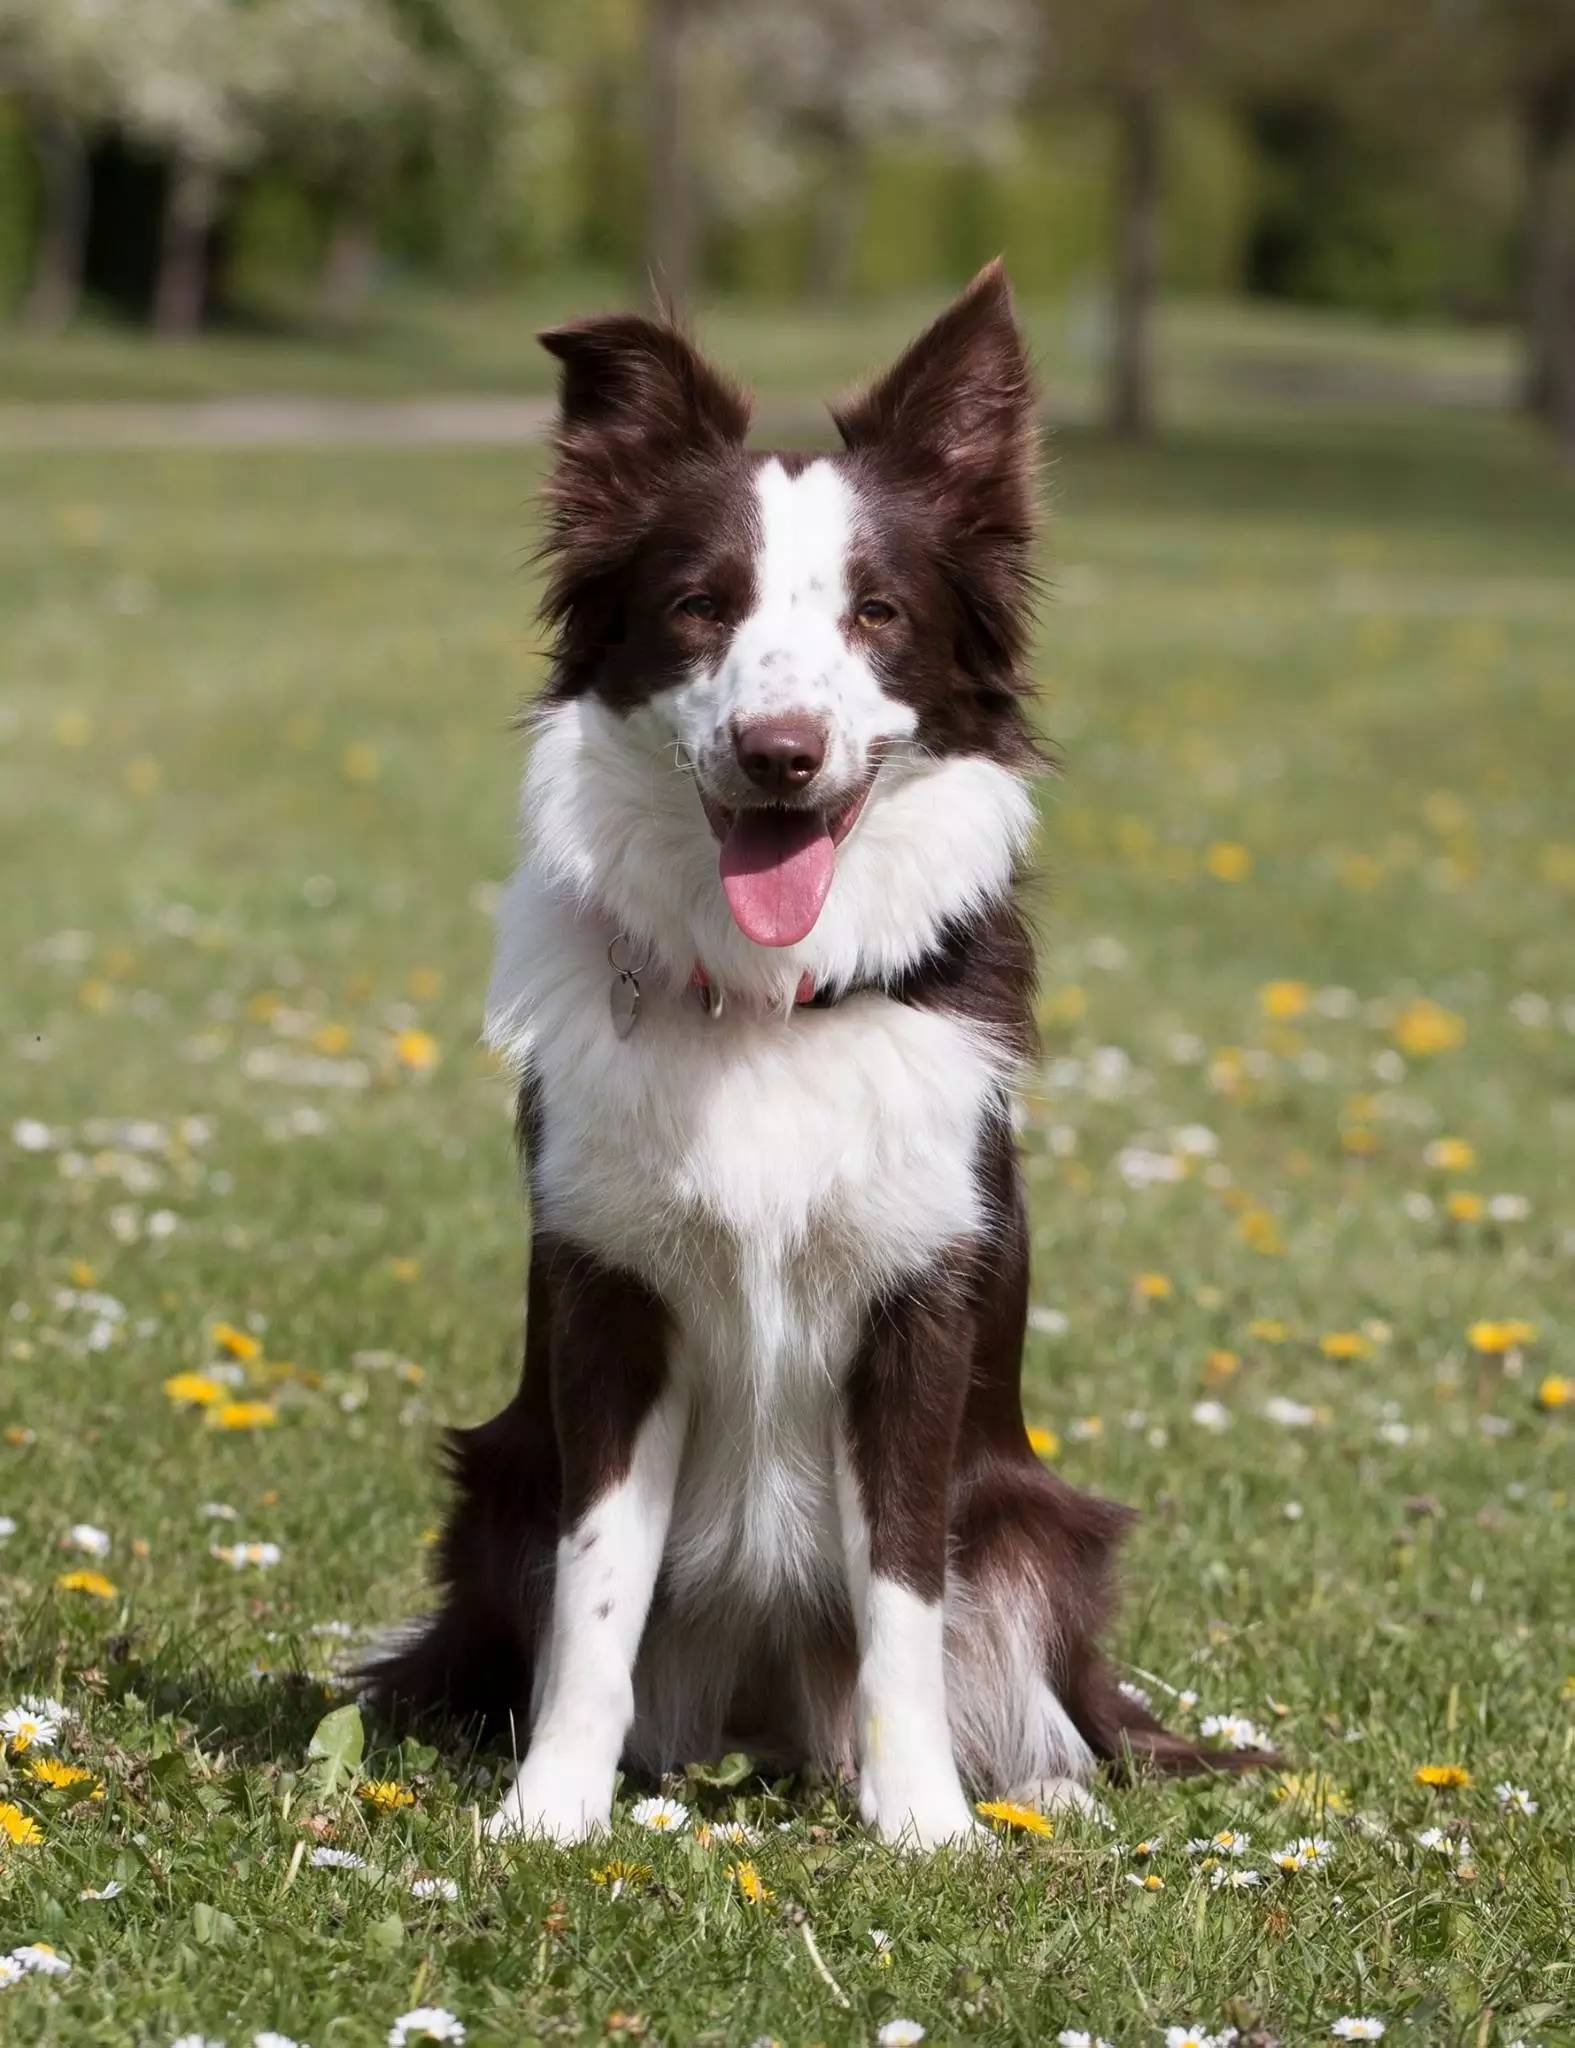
[675,593,720,623]
[855,599,897,629]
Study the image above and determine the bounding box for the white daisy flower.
[9,1944,71,1976]
[199,1502,239,1521]
[12,1119,56,1153]
[1200,1713,1273,1750]
[66,1523,111,1558]
[210,1542,283,1569]
[1029,1306,1070,1337]
[1056,2032,1115,2048]
[1488,1193,1530,1222]
[1415,1828,1471,1860]
[628,1794,689,1834]
[1186,1829,1250,1857]
[169,2036,226,2048]
[0,1516,16,1542]
[309,1846,365,1869]
[0,1958,24,1989]
[1331,2021,1385,2041]
[1494,1782,1537,1815]
[1208,1865,1262,1889]
[254,2034,308,2048]
[1,1704,61,1751]
[410,1876,459,1902]
[1164,2027,1220,2048]
[868,1927,892,1955]
[876,2023,926,2048]
[79,1881,124,1900]
[388,2010,465,2046]
[1117,1679,1152,1708]
[1190,1400,1230,1432]
[1264,1396,1318,1428]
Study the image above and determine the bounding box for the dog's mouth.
[698,773,876,948]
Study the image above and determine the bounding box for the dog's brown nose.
[733,716,827,796]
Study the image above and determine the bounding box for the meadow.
[1,301,1572,2046]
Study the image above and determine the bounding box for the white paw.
[485,1772,610,1846]
[870,1783,982,1852]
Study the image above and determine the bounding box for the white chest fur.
[488,886,1007,1604]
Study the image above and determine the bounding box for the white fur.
[660,458,916,809]
[835,1436,978,1847]
[487,1382,688,1843]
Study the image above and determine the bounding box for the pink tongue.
[719,809,836,946]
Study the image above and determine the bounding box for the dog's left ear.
[539,314,751,457]
[831,259,1035,506]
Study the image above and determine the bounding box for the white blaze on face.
[663,457,917,803]
[660,457,919,949]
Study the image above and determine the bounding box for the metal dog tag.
[610,968,641,1039]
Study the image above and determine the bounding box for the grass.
[1,341,1573,2047]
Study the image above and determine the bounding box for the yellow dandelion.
[58,1569,117,1599]
[358,1780,415,1812]
[1259,980,1310,1020]
[1238,1208,1283,1253]
[726,1860,773,1903]
[207,1401,277,1432]
[28,1758,98,1793]
[1248,1319,1290,1344]
[0,1801,43,1846]
[1135,1272,1174,1302]
[1274,1772,1348,1813]
[1536,1375,1570,1412]
[394,1029,439,1072]
[69,1260,96,1287]
[1320,1331,1372,1362]
[211,1323,262,1362]
[1468,1319,1536,1355]
[163,1372,224,1407]
[1415,1763,1471,1789]
[1026,1425,1059,1459]
[1205,842,1252,882]
[1393,999,1466,1058]
[1425,1137,1475,1172]
[1445,1192,1484,1222]
[591,1860,650,1891]
[1205,1351,1240,1382]
[976,1799,1054,1837]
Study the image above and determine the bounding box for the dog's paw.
[868,1782,981,1852]
[485,1774,609,1846]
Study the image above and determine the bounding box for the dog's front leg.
[487,1247,684,1845]
[836,1272,977,1850]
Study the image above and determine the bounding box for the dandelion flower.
[590,1860,650,1898]
[1026,1424,1060,1458]
[1331,2021,1385,2040]
[1134,1272,1174,1301]
[212,1322,262,1361]
[163,1373,224,1407]
[1494,1783,1537,1815]
[388,2011,465,2046]
[1537,1374,1570,1411]
[359,1780,415,1812]
[1393,999,1464,1057]
[1414,1763,1471,1789]
[976,1799,1054,1837]
[1320,1331,1372,1362]
[628,1795,688,1833]
[27,1758,96,1792]
[393,1030,440,1072]
[1205,842,1251,882]
[58,1569,117,1599]
[876,2023,926,2048]
[207,1401,277,1431]
[727,1859,772,1903]
[0,1803,42,1846]
[1259,980,1311,1019]
[1467,1320,1534,1355]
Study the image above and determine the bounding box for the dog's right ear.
[539,316,751,455]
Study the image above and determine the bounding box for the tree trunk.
[152,159,219,337]
[22,114,90,333]
[317,205,378,324]
[644,0,695,309]
[1107,78,1163,440]
[805,123,867,303]
[1519,73,1575,419]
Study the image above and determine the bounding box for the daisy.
[388,2011,465,2046]
[410,1876,459,1902]
[170,2035,227,2048]
[66,1523,111,1558]
[869,1928,893,1960]
[0,1516,15,1541]
[1208,1865,1262,1889]
[9,1943,71,1977]
[1187,1829,1250,1857]
[877,2024,925,2048]
[628,1794,688,1833]
[1331,2022,1385,2041]
[1057,2033,1115,2048]
[1126,1871,1165,1890]
[1494,1782,1538,1815]
[0,1959,24,1989]
[1415,1828,1472,1860]
[309,1846,365,1869]
[79,1881,124,1900]
[254,2036,308,2048]
[1200,1713,1272,1750]
[1,1703,61,1752]
[1164,2028,1221,2048]
[210,1542,283,1569]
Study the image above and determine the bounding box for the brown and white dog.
[369,263,1253,1846]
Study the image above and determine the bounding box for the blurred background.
[0,0,1573,452]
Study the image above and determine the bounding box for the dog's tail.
[356,1603,529,1742]
[1068,1657,1279,1777]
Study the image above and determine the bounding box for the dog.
[368,262,1256,1845]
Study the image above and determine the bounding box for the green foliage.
[0,100,34,312]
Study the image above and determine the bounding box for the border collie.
[369,262,1254,1845]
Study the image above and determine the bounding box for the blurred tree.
[717,0,1036,303]
[0,0,116,328]
[645,0,696,304]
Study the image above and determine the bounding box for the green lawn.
[1,375,1572,2047]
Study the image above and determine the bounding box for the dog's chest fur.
[521,932,1003,1604]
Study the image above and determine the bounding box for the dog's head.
[534,262,1037,960]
